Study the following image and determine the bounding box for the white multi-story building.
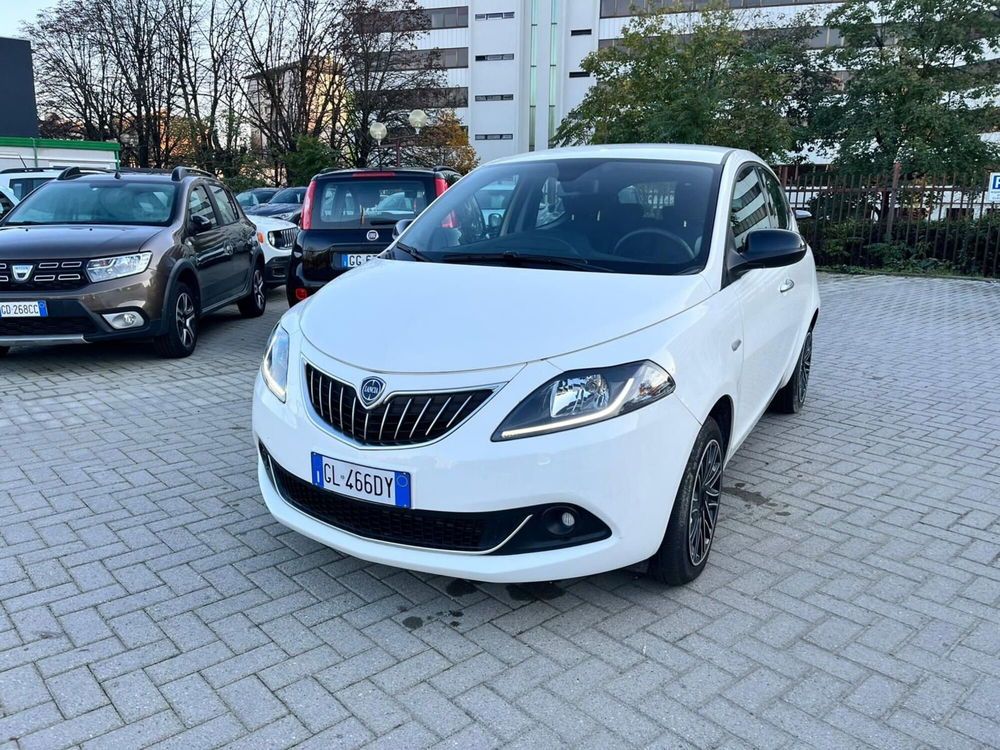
[402,0,848,164]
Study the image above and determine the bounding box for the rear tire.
[771,328,813,414]
[154,282,199,358]
[648,417,724,585]
[238,264,267,318]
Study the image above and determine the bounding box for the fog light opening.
[102,311,145,330]
[543,506,578,537]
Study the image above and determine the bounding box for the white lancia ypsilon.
[253,145,819,585]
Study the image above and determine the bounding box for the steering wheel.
[612,228,695,262]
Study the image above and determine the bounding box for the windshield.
[271,187,306,205]
[394,159,720,275]
[3,180,178,226]
[311,178,431,228]
[237,189,277,208]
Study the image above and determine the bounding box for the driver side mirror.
[189,214,213,235]
[733,229,807,278]
[393,219,413,239]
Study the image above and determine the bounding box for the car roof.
[316,167,458,179]
[486,143,745,167]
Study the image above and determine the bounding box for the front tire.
[154,282,199,358]
[648,417,724,585]
[772,328,813,414]
[238,264,267,318]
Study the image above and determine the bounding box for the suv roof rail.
[432,165,460,173]
[0,166,68,174]
[171,166,216,182]
[57,166,118,181]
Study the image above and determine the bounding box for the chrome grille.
[0,260,88,291]
[305,364,495,447]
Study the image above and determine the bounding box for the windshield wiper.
[394,242,432,262]
[441,250,600,272]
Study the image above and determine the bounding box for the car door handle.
[779,278,795,293]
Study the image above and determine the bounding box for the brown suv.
[0,166,266,358]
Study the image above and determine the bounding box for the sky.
[0,0,56,38]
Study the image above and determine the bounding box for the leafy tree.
[404,110,479,174]
[284,136,338,185]
[817,0,1000,175]
[554,4,831,163]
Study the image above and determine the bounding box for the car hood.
[299,258,713,373]
[248,203,299,217]
[0,224,165,259]
[247,215,297,232]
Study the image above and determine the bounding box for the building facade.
[405,0,846,164]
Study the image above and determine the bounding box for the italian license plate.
[311,452,411,508]
[0,301,47,318]
[341,253,376,268]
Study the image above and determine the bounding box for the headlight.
[261,325,290,401]
[267,231,278,247]
[493,360,675,441]
[273,211,295,221]
[85,252,152,283]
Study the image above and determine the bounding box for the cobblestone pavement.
[1,274,999,749]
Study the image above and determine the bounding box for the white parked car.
[253,145,819,584]
[247,215,298,288]
[0,168,64,200]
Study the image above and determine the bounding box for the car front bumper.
[0,270,168,347]
[251,351,703,583]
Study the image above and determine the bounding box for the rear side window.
[210,185,239,224]
[9,177,52,200]
[758,168,790,230]
[188,186,218,228]
[312,178,431,228]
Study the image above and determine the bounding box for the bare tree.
[333,0,444,167]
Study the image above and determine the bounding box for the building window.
[475,134,514,141]
[475,53,515,62]
[392,47,469,70]
[474,94,514,102]
[383,6,468,30]
[475,11,515,20]
[570,29,592,36]
[568,71,590,78]
[386,87,469,108]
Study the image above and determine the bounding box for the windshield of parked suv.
[311,178,431,228]
[271,187,306,205]
[392,159,720,275]
[237,188,278,208]
[3,180,178,226]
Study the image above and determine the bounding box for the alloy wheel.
[253,269,265,309]
[687,438,723,566]
[797,333,812,405]
[176,292,196,349]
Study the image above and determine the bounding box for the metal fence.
[777,166,1000,277]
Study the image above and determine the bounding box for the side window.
[209,185,238,224]
[188,185,218,228]
[0,192,13,217]
[759,168,790,230]
[730,166,769,250]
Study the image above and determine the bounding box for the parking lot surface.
[1,273,999,749]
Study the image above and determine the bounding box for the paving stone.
[2,277,999,747]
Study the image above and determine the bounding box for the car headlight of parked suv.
[262,325,290,401]
[85,252,152,283]
[493,360,675,441]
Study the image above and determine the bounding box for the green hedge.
[799,213,1000,276]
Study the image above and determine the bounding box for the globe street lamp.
[369,109,429,167]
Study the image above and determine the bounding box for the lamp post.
[369,109,429,168]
